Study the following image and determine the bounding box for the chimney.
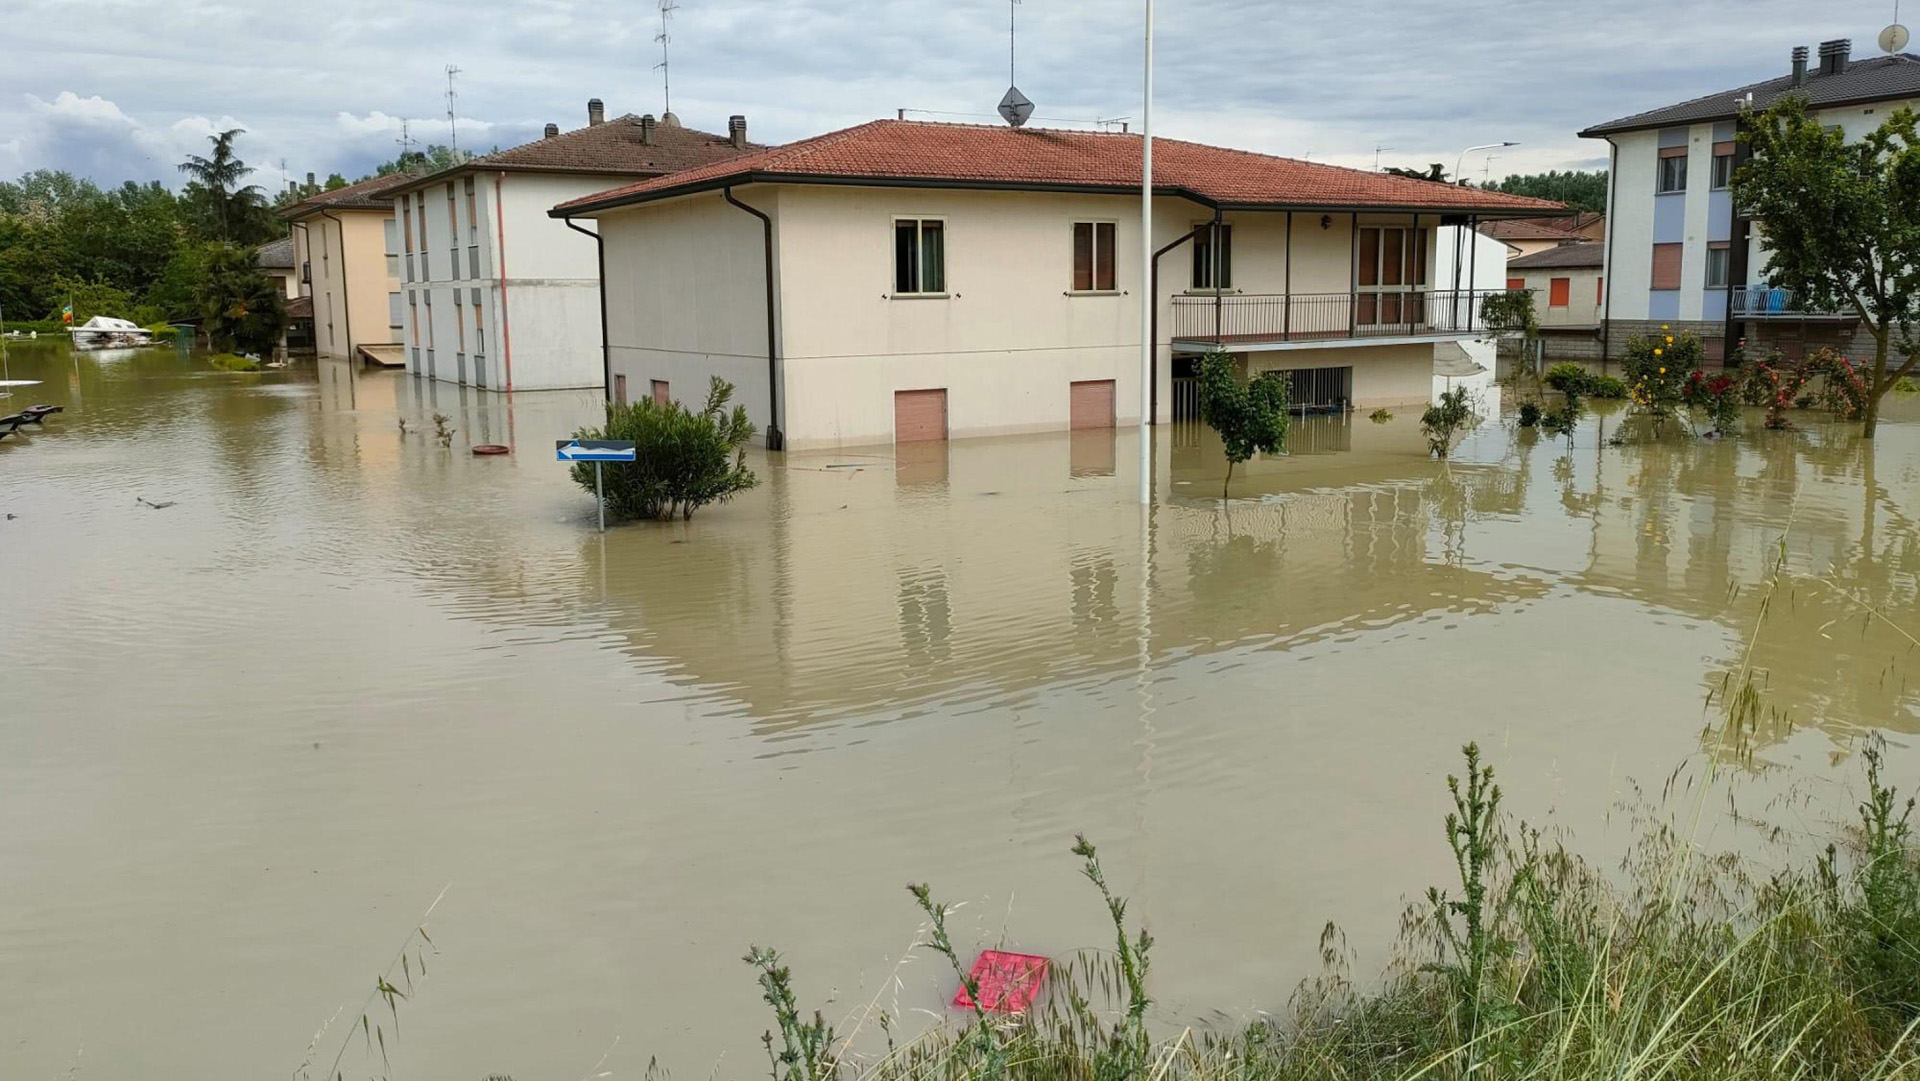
[306,171,315,187]
[587,98,605,126]
[1791,45,1808,86]
[638,114,657,145]
[544,122,560,139]
[1818,38,1851,76]
[728,114,747,150]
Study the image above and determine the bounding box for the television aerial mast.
[998,0,1033,127]
[656,0,680,118]
[444,65,462,152]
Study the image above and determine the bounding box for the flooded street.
[4,342,1919,1080]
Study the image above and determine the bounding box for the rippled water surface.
[4,341,1919,1079]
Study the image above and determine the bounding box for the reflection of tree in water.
[1069,549,1119,644]
[897,566,952,668]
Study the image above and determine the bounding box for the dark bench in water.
[0,404,62,440]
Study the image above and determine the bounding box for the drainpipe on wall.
[1149,222,1212,418]
[1723,125,1754,364]
[722,186,784,451]
[494,172,514,392]
[1601,136,1619,371]
[1209,207,1225,347]
[562,216,611,402]
[317,208,352,361]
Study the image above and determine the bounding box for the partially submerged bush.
[1421,387,1478,458]
[1198,349,1289,496]
[1588,374,1627,399]
[209,352,259,372]
[573,376,758,521]
[1543,362,1591,395]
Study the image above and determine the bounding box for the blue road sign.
[556,439,637,462]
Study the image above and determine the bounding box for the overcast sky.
[0,0,1899,191]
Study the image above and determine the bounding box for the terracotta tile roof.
[281,172,419,218]
[1507,241,1604,270]
[552,119,1568,217]
[1583,51,1920,136]
[1480,217,1591,241]
[285,295,314,319]
[385,115,763,198]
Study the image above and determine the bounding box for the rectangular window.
[1711,152,1734,190]
[1071,221,1117,291]
[651,379,670,405]
[471,288,484,353]
[1506,276,1525,291]
[388,291,402,330]
[1597,277,1605,305]
[1549,277,1571,307]
[416,194,430,278]
[614,373,627,405]
[1650,242,1683,290]
[1705,242,1730,288]
[1192,223,1232,290]
[463,176,478,242]
[454,291,466,350]
[892,218,946,294]
[408,293,419,345]
[384,219,400,279]
[1657,148,1688,194]
[446,184,459,280]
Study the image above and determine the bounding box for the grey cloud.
[0,0,1900,186]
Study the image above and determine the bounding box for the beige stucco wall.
[1511,265,1603,327]
[1244,344,1438,409]
[293,207,401,361]
[595,183,1448,449]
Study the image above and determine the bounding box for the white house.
[383,100,761,392]
[550,119,1560,450]
[1582,37,1920,364]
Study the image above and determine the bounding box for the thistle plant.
[1071,834,1153,1081]
[907,881,1006,1081]
[744,946,840,1081]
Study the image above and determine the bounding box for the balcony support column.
[1210,207,1224,347]
[1283,211,1293,341]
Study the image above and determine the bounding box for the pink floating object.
[952,950,1050,1013]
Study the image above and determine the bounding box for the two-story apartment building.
[1505,241,1604,361]
[381,100,761,392]
[551,119,1559,450]
[282,172,417,363]
[1582,38,1920,363]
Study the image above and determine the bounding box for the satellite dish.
[1881,23,1910,53]
[998,86,1034,128]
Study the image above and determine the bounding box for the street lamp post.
[1137,0,1153,505]
[1450,141,1519,302]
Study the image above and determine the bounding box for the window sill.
[1067,290,1122,297]
[1655,190,1686,197]
[889,292,951,300]
[1183,288,1242,296]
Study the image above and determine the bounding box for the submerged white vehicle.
[68,316,155,350]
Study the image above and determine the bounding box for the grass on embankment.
[739,742,1920,1081]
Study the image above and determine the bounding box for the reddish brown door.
[651,379,670,406]
[894,389,948,443]
[1069,379,1115,429]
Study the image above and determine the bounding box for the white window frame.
[1069,220,1119,294]
[1657,154,1688,194]
[891,216,948,297]
[1705,244,1731,289]
[1710,152,1734,190]
[1190,220,1233,292]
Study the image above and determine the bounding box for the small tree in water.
[1421,387,1479,458]
[1734,98,1920,439]
[572,376,758,521]
[1197,349,1289,498]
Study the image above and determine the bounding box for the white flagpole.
[1137,0,1154,506]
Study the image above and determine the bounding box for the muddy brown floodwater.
[3,341,1918,1080]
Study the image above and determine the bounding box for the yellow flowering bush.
[1621,329,1703,421]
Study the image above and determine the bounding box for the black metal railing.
[1731,286,1849,318]
[1170,289,1508,344]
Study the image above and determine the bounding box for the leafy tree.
[1421,387,1479,458]
[1481,170,1608,214]
[375,145,470,178]
[1197,348,1290,497]
[177,128,276,245]
[572,376,758,521]
[1734,97,1920,438]
[195,242,286,355]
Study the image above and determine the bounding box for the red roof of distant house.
[280,172,420,218]
[385,114,763,198]
[1480,215,1600,242]
[552,120,1569,217]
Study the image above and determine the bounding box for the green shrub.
[1622,326,1703,421]
[573,376,758,521]
[1420,387,1478,458]
[1588,374,1627,399]
[1198,349,1290,497]
[1543,362,1591,395]
[1369,407,1394,423]
[147,323,181,342]
[209,352,260,372]
[1517,401,1542,427]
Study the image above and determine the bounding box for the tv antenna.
[396,119,416,158]
[656,0,679,116]
[1880,0,1909,54]
[444,64,462,151]
[1373,145,1395,171]
[997,0,1033,127]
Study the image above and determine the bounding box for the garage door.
[1069,379,1116,429]
[894,388,948,443]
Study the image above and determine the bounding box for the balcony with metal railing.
[1170,289,1510,350]
[1731,286,1854,320]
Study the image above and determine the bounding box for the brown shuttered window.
[1358,228,1380,286]
[1071,222,1117,291]
[1549,277,1571,307]
[1651,243,1683,290]
[1507,277,1525,291]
